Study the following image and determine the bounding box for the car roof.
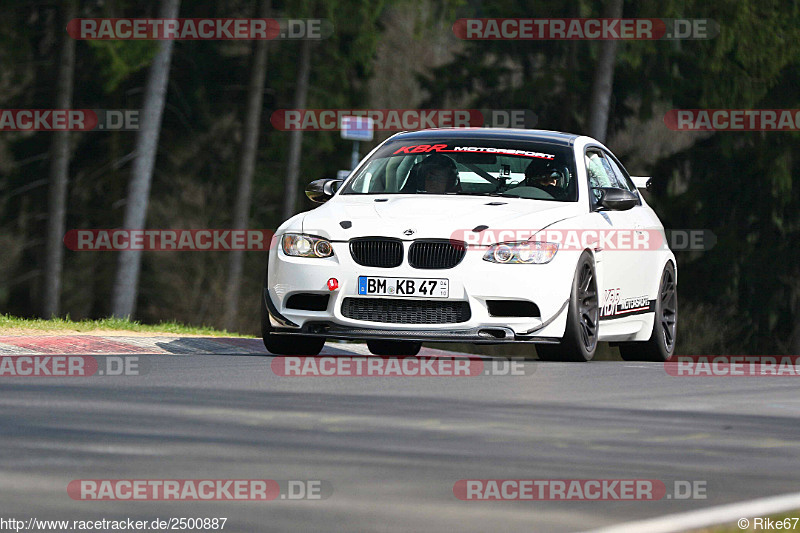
[390,128,580,146]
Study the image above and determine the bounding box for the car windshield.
[339,138,578,201]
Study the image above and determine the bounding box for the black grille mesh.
[408,240,466,269]
[341,298,471,324]
[349,238,403,268]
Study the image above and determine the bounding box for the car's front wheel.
[618,262,677,362]
[366,340,422,356]
[536,251,599,362]
[260,270,326,356]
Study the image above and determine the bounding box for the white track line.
[582,491,800,533]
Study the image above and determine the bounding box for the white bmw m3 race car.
[261,129,677,362]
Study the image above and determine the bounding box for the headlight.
[282,233,334,258]
[483,241,558,264]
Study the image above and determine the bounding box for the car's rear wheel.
[536,251,599,362]
[618,263,677,362]
[260,269,326,356]
[367,340,422,356]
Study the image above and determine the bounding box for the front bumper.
[265,239,576,343]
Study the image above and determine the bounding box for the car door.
[584,147,644,323]
[601,149,662,305]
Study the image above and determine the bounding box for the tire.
[536,251,599,362]
[367,339,422,356]
[618,262,677,362]
[260,269,325,356]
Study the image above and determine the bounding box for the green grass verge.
[0,314,250,337]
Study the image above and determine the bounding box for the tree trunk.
[223,0,271,331]
[586,0,624,144]
[281,38,312,220]
[42,0,77,318]
[111,0,180,319]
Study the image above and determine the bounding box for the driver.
[417,154,459,194]
[525,159,565,199]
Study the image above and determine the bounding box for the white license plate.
[357,276,449,298]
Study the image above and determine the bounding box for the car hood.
[300,195,582,241]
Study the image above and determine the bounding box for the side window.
[585,149,622,204]
[585,151,617,187]
[603,151,636,193]
[599,156,623,188]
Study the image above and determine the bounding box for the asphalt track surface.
[1,336,800,532]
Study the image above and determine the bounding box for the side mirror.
[305,179,343,203]
[597,188,639,211]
